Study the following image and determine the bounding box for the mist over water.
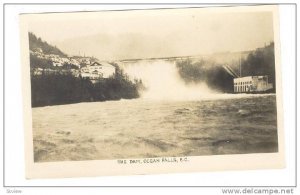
[123,60,217,100]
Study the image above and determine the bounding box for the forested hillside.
[176,42,276,93]
[241,42,276,91]
[29,32,67,57]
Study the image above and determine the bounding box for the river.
[32,94,278,162]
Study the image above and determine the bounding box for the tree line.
[240,42,276,91]
[31,66,144,107]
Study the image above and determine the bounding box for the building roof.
[90,61,115,68]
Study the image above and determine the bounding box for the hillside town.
[29,45,142,107]
[30,47,116,82]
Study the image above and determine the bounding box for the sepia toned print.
[20,5,284,178]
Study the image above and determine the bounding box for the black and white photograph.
[19,5,285,178]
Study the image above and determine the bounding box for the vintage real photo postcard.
[20,5,285,179]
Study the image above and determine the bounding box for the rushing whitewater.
[123,60,216,100]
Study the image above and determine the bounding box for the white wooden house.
[80,62,116,80]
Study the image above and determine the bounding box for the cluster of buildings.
[30,47,116,82]
[30,47,92,68]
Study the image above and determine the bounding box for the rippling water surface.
[32,94,278,162]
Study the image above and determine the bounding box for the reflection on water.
[32,94,278,162]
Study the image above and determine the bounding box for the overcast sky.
[28,7,274,60]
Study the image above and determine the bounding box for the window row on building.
[234,81,252,85]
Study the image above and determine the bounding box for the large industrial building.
[233,76,273,93]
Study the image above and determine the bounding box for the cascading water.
[123,60,216,100]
